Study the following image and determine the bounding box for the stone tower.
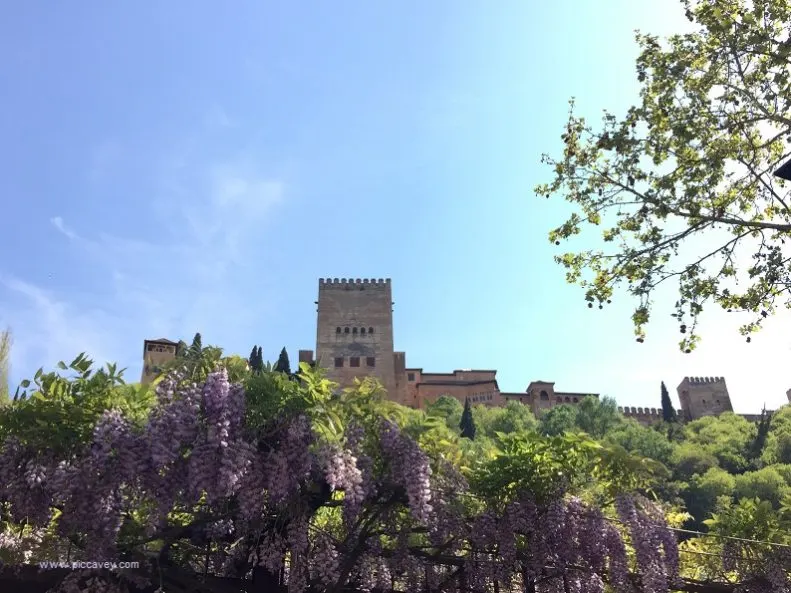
[676,376,734,421]
[315,278,404,402]
[141,338,178,384]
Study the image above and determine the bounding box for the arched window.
[368,327,374,334]
[344,327,350,334]
[540,390,549,401]
[564,397,571,402]
[573,397,579,403]
[353,327,358,334]
[361,327,366,334]
[336,327,341,333]
[556,396,562,403]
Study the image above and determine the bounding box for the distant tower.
[677,376,734,421]
[141,338,178,384]
[315,278,403,402]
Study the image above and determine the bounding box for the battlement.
[682,376,726,385]
[618,406,683,418]
[319,278,391,289]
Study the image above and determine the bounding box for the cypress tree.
[256,346,263,371]
[660,381,676,422]
[748,407,772,464]
[460,398,476,440]
[188,333,203,360]
[274,347,291,375]
[249,346,259,371]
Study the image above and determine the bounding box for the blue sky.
[1,1,788,413]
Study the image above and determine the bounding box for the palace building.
[143,278,790,424]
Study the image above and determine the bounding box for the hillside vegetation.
[0,338,788,592]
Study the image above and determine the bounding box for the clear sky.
[1,1,788,413]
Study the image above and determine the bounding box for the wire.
[606,517,791,550]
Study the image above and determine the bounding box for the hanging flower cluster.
[0,368,774,593]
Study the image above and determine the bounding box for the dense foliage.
[0,343,788,592]
[536,0,791,349]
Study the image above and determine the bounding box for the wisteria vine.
[0,368,783,593]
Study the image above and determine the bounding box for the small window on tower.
[353,327,358,334]
[334,357,344,367]
[540,390,549,401]
[350,357,360,367]
[408,372,415,381]
[368,327,374,334]
[344,327,350,334]
[366,357,375,367]
[336,327,341,333]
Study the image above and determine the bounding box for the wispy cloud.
[0,111,287,385]
[0,276,118,379]
[49,216,77,240]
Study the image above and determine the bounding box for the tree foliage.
[683,412,755,473]
[459,397,476,439]
[0,343,790,591]
[661,381,677,422]
[274,346,292,375]
[536,0,791,350]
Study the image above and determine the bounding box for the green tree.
[672,442,720,481]
[747,407,773,465]
[684,412,754,474]
[248,345,264,373]
[684,467,736,526]
[535,0,791,350]
[188,332,202,359]
[489,400,538,435]
[661,381,676,422]
[540,404,578,436]
[574,395,623,438]
[734,466,791,508]
[460,397,476,440]
[425,395,464,420]
[762,405,791,465]
[0,328,10,404]
[606,418,676,466]
[176,339,188,358]
[274,346,291,375]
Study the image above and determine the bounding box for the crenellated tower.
[677,376,733,421]
[313,278,406,403]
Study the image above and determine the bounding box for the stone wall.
[618,406,683,426]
